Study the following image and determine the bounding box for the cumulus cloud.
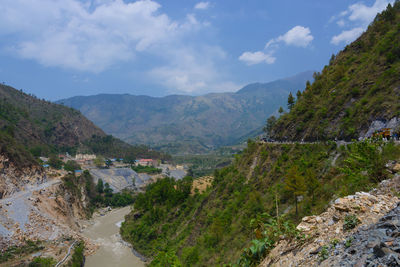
[330,0,394,45]
[0,0,201,72]
[238,51,275,65]
[239,25,313,66]
[194,2,210,10]
[348,0,392,24]
[0,0,234,94]
[268,26,314,48]
[331,27,364,45]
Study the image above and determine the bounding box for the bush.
[64,160,81,172]
[343,215,360,231]
[48,155,63,169]
[132,165,162,174]
[29,257,56,267]
[149,250,182,267]
[67,241,85,267]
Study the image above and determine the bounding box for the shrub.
[318,245,329,262]
[29,257,56,267]
[343,215,360,231]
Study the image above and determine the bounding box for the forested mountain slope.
[121,140,400,266]
[271,3,400,141]
[0,84,169,169]
[58,71,312,154]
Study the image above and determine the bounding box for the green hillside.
[57,72,312,154]
[121,140,400,266]
[271,2,400,141]
[0,84,169,168]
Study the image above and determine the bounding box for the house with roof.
[136,159,157,167]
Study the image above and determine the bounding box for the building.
[75,154,96,160]
[75,154,96,165]
[136,159,157,167]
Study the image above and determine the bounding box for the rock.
[302,216,316,223]
[373,244,388,258]
[334,204,350,212]
[309,246,321,255]
[393,163,400,172]
[332,214,340,222]
[297,223,314,232]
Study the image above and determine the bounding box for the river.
[82,206,145,267]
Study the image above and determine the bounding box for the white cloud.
[337,19,346,27]
[0,0,233,95]
[348,0,392,24]
[149,46,241,94]
[330,0,394,45]
[274,26,314,48]
[331,27,364,45]
[194,2,210,10]
[239,25,312,66]
[238,51,275,65]
[0,0,201,72]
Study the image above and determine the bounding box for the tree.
[305,169,319,203]
[97,179,104,194]
[287,92,295,110]
[263,116,277,137]
[64,160,81,172]
[93,156,105,168]
[48,155,63,169]
[296,90,302,100]
[284,166,306,216]
[329,54,335,65]
[104,182,113,197]
[278,106,284,114]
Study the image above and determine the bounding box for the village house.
[135,159,158,167]
[75,154,96,165]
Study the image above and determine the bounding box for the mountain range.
[58,71,313,154]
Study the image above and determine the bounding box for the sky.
[0,0,395,100]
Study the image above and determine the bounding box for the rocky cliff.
[260,174,400,267]
[0,155,44,199]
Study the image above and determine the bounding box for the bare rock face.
[0,154,45,199]
[0,154,93,257]
[362,117,400,138]
[260,177,400,267]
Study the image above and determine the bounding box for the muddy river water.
[82,206,145,267]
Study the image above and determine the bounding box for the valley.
[1,1,400,267]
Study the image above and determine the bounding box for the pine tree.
[278,106,284,114]
[306,169,319,203]
[296,90,302,100]
[96,179,104,194]
[263,116,276,136]
[285,165,306,216]
[287,92,295,110]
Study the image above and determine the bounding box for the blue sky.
[0,0,394,100]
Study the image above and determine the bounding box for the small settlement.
[39,153,186,180]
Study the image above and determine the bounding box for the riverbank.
[81,206,146,267]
